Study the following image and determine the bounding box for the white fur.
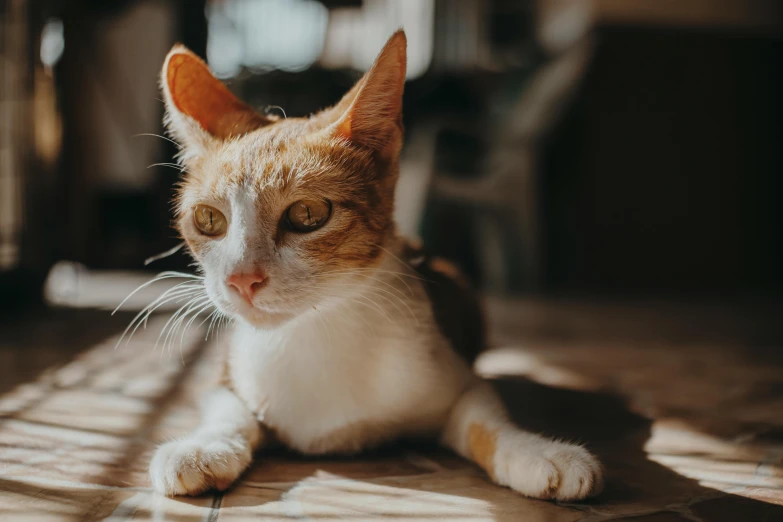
[149,388,260,495]
[441,383,603,501]
[227,252,472,453]
[149,244,603,499]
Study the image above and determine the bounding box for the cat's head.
[162,31,407,328]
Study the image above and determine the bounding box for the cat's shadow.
[218,378,783,520]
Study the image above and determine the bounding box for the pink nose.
[226,271,268,305]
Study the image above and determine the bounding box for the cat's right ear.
[161,45,271,158]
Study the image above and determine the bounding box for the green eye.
[285,199,331,232]
[193,205,227,237]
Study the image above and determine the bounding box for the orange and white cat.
[148,31,603,501]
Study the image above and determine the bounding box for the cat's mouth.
[228,299,294,329]
[209,279,297,329]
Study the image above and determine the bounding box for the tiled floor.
[1,298,782,521]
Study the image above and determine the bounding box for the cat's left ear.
[329,31,407,159]
[161,45,271,157]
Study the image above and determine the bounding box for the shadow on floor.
[4,304,781,520]
[205,377,783,521]
[497,377,783,520]
[0,309,136,395]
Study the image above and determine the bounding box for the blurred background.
[1,0,782,311]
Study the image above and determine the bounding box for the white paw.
[498,441,603,501]
[149,436,252,496]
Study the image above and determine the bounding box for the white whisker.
[133,132,180,146]
[121,289,204,349]
[158,295,211,354]
[112,271,202,316]
[174,299,215,361]
[115,283,204,349]
[147,162,186,171]
[206,309,221,341]
[310,282,418,325]
[312,307,332,345]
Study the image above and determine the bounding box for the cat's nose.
[226,271,268,305]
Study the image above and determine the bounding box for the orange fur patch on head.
[468,423,498,479]
[174,122,396,272]
[166,33,410,324]
[165,48,270,139]
[288,144,393,268]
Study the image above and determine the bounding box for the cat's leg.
[149,387,262,496]
[440,382,603,501]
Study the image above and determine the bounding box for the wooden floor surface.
[1,298,782,521]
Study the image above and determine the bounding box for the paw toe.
[503,453,560,499]
[547,445,603,501]
[500,442,603,501]
[200,439,250,491]
[149,437,250,497]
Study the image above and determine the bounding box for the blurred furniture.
[403,1,540,293]
[57,0,206,271]
[0,0,60,310]
[422,0,783,297]
[539,0,783,296]
[424,43,591,294]
[0,0,28,276]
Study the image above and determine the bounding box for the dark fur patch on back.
[402,240,486,365]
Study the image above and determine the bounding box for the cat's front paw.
[497,440,603,501]
[149,435,252,496]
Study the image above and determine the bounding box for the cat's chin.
[233,307,293,329]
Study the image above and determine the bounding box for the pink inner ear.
[166,52,268,139]
[332,31,406,154]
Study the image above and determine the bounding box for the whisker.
[139,287,205,330]
[115,283,204,349]
[315,294,378,338]
[121,289,204,349]
[155,295,211,353]
[311,288,394,325]
[112,271,202,316]
[312,307,332,345]
[135,280,204,322]
[216,314,230,344]
[197,309,219,330]
[318,270,413,299]
[206,309,222,340]
[318,266,424,279]
[351,293,392,323]
[133,132,180,146]
[316,267,429,294]
[168,296,212,351]
[376,244,417,271]
[174,298,214,348]
[144,242,186,266]
[310,283,418,325]
[147,162,186,171]
[176,299,215,359]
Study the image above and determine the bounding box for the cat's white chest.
[227,306,467,454]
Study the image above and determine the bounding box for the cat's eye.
[193,205,227,237]
[285,199,331,233]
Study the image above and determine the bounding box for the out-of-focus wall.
[538,0,783,296]
[58,1,177,267]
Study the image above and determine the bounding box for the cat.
[147,30,603,501]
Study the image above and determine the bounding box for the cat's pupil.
[193,204,227,237]
[285,199,331,232]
